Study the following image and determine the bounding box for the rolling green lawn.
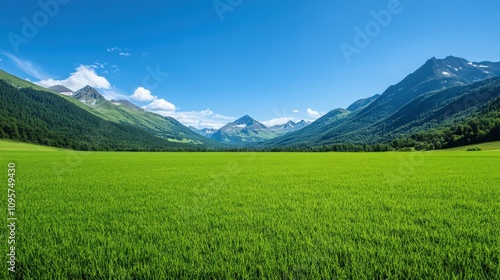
[1,141,499,279]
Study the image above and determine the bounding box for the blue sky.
[1,0,500,128]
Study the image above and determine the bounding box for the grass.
[0,140,64,152]
[0,70,50,91]
[0,142,499,279]
[445,140,500,151]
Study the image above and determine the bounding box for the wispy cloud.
[91,61,107,69]
[161,110,235,129]
[107,47,131,57]
[3,53,48,79]
[100,88,130,101]
[139,95,234,129]
[262,117,298,127]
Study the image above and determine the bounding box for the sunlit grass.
[1,146,499,278]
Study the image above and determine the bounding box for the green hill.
[444,141,500,151]
[0,79,209,151]
[0,69,229,150]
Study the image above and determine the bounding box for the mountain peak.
[234,115,258,125]
[424,56,468,69]
[444,55,465,61]
[74,86,105,104]
[48,85,74,96]
[240,115,253,120]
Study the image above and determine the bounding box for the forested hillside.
[0,80,207,151]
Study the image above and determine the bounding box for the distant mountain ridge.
[263,56,500,147]
[347,94,380,112]
[2,55,499,151]
[269,120,310,132]
[0,78,208,151]
[190,127,218,138]
[0,71,225,149]
[111,99,144,111]
[48,85,73,96]
[209,115,311,145]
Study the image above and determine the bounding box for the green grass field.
[1,140,499,279]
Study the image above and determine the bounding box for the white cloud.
[101,88,129,101]
[141,98,234,129]
[164,110,235,129]
[119,52,131,57]
[262,117,297,127]
[107,47,121,52]
[36,65,111,91]
[131,87,156,102]
[142,98,176,112]
[4,53,48,79]
[306,108,321,118]
[292,109,299,113]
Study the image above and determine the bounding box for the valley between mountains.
[1,55,500,151]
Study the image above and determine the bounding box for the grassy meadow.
[1,140,499,279]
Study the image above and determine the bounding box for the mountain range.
[1,55,500,151]
[262,56,500,147]
[0,70,225,150]
[203,116,311,145]
[190,127,217,138]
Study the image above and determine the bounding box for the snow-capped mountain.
[264,55,500,147]
[425,56,500,83]
[73,86,105,106]
[210,115,311,145]
[269,120,311,132]
[190,127,218,138]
